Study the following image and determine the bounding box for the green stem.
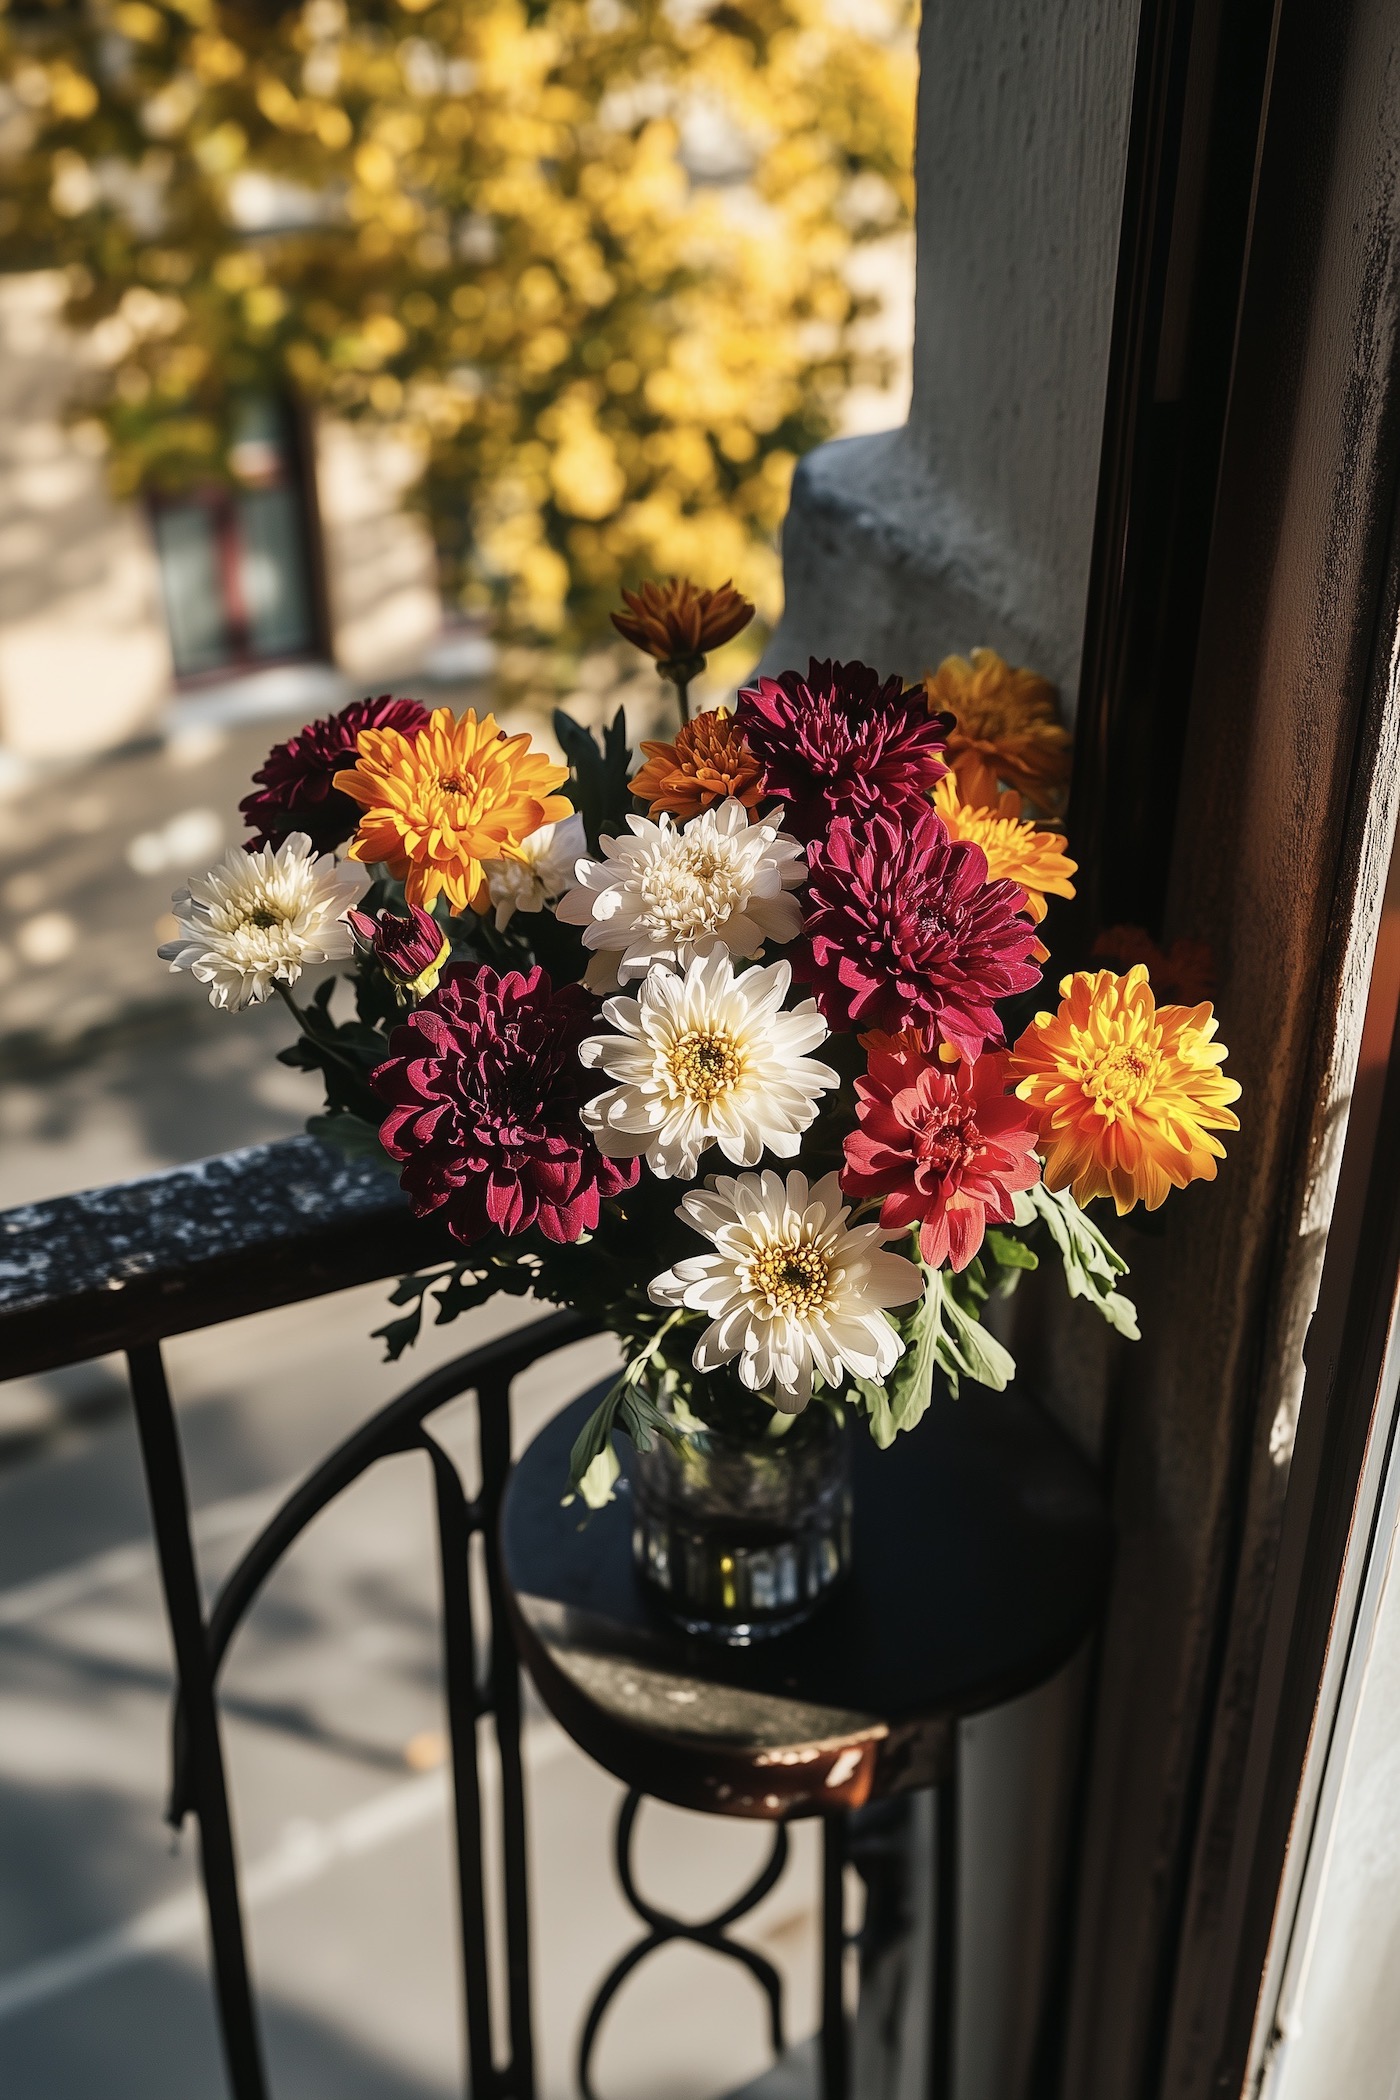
[273,979,366,1077]
[674,674,691,728]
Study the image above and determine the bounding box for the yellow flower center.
[246,906,286,930]
[666,1027,742,1104]
[1083,1044,1156,1114]
[748,1240,832,1316]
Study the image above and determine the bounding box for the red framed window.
[150,400,324,684]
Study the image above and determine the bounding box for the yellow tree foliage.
[0,0,914,640]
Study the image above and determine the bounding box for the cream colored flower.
[483,811,587,930]
[650,1169,923,1410]
[580,950,837,1179]
[554,797,806,994]
[158,832,369,1011]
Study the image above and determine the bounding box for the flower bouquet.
[159,581,1240,1638]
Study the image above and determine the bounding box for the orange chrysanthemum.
[611,578,755,671]
[629,706,767,822]
[923,647,1072,812]
[1008,965,1240,1214]
[932,777,1076,947]
[334,707,571,915]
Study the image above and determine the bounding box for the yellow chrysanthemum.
[932,777,1077,939]
[923,647,1072,812]
[334,708,572,914]
[1008,965,1240,1215]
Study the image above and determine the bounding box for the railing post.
[477,1372,535,2098]
[126,1342,269,2100]
[423,1431,498,2099]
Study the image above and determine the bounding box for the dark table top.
[502,1380,1112,1820]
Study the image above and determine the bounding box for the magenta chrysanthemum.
[372,964,637,1245]
[793,811,1043,1057]
[733,659,951,842]
[241,695,429,854]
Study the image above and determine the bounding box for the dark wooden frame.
[1059,0,1400,2093]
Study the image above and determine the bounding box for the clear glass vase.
[630,1396,852,1645]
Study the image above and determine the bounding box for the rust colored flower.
[1008,965,1240,1214]
[1091,924,1216,1008]
[932,776,1076,953]
[923,648,1072,812]
[333,707,572,916]
[611,579,755,675]
[629,706,767,822]
[842,1038,1042,1271]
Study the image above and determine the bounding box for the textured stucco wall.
[767,0,1140,702]
[0,274,173,760]
[0,275,441,760]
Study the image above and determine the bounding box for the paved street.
[0,688,820,2099]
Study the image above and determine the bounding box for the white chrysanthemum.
[580,950,838,1179]
[554,797,806,993]
[158,832,369,1012]
[651,1169,923,1410]
[483,811,588,931]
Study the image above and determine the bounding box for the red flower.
[733,659,951,842]
[241,695,429,854]
[794,810,1042,1057]
[372,964,637,1245]
[842,1037,1041,1270]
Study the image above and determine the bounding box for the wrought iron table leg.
[127,1343,269,2100]
[578,1788,790,2100]
[821,1812,849,2100]
[931,1745,959,2100]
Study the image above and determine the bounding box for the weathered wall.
[0,273,441,760]
[0,274,173,761]
[766,0,1139,699]
[312,418,441,684]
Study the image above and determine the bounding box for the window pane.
[152,504,230,678]
[237,485,316,659]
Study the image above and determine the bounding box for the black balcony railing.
[1,1134,1111,2100]
[0,1136,608,2100]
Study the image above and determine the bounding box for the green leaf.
[937,1277,1016,1391]
[1028,1183,1140,1339]
[847,1368,898,1448]
[851,1257,1019,1434]
[983,1228,1039,1272]
[563,1308,692,1502]
[553,704,633,854]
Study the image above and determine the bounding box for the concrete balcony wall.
[767,0,1140,701]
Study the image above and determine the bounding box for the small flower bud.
[347,904,450,1001]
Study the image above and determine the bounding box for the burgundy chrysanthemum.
[793,810,1043,1057]
[372,963,638,1246]
[733,659,951,842]
[241,695,429,854]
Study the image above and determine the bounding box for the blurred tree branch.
[0,0,914,642]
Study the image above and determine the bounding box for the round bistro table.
[501,1379,1111,2100]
